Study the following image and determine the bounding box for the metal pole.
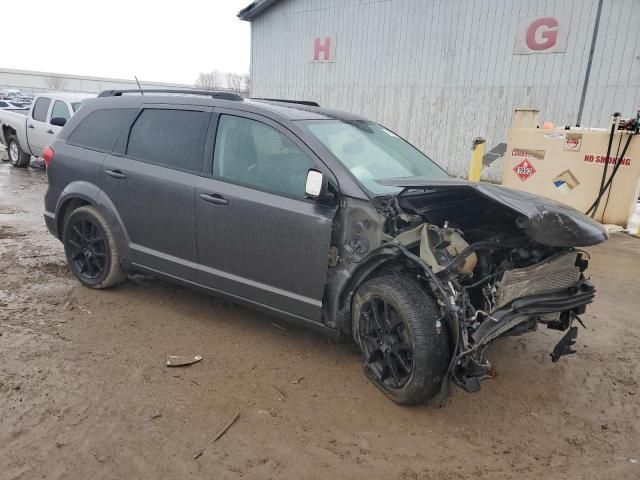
[577,0,604,126]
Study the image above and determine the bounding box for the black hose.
[601,134,624,217]
[392,243,452,305]
[585,132,634,217]
[588,117,617,217]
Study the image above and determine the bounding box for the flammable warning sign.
[513,159,537,181]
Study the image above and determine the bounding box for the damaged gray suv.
[44,89,607,405]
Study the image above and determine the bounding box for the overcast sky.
[4,0,252,85]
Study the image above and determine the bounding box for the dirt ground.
[0,155,638,480]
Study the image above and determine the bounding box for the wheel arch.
[330,251,404,333]
[55,182,131,260]
[1,124,16,145]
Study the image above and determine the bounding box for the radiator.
[494,252,580,310]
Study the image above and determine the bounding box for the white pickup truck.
[0,92,92,167]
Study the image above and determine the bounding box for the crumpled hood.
[378,178,608,247]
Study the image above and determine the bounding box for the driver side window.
[51,100,71,121]
[213,115,315,198]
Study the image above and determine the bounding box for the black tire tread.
[352,275,450,405]
[63,206,125,289]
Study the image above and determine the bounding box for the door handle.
[28,124,35,129]
[104,169,127,179]
[199,193,229,206]
[46,129,54,134]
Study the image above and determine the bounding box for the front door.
[195,112,336,322]
[48,99,71,137]
[101,105,212,280]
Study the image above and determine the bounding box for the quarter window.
[213,115,315,198]
[68,108,138,152]
[126,109,210,172]
[51,101,70,120]
[32,97,51,122]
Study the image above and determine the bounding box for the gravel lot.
[1,154,638,480]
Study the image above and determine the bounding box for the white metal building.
[239,0,640,178]
[0,68,192,96]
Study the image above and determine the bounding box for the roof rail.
[253,97,320,107]
[97,89,244,101]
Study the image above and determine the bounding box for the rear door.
[27,96,52,156]
[195,110,337,321]
[101,105,212,280]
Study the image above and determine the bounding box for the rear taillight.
[43,146,54,168]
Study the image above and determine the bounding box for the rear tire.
[7,134,31,168]
[352,275,450,405]
[63,206,126,289]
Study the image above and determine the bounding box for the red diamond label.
[513,159,536,181]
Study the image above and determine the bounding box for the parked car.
[0,92,92,167]
[0,88,22,99]
[15,96,34,106]
[44,89,607,405]
[0,100,29,111]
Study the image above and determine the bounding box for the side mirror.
[305,170,324,197]
[50,117,67,127]
[305,169,335,203]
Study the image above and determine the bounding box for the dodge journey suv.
[44,89,607,405]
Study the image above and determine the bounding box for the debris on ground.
[166,354,203,367]
[193,411,240,460]
[273,386,287,400]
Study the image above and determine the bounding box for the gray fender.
[56,181,131,260]
[327,250,400,332]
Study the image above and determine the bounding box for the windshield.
[71,102,82,112]
[301,120,448,195]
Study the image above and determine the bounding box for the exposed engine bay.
[359,180,607,397]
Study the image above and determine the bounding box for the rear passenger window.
[32,97,51,122]
[68,109,137,152]
[213,115,315,198]
[126,109,210,172]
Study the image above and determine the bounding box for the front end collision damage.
[328,180,606,402]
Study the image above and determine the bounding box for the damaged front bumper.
[471,278,595,346]
[454,278,595,392]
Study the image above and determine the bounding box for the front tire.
[352,275,450,405]
[63,206,125,289]
[6,134,31,167]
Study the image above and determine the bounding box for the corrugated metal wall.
[249,0,640,179]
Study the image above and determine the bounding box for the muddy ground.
[0,154,638,480]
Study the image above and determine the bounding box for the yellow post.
[469,137,485,182]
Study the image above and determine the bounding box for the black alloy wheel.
[66,217,108,281]
[352,275,450,405]
[358,296,414,388]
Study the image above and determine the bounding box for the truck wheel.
[352,275,450,405]
[63,206,126,289]
[7,134,31,168]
